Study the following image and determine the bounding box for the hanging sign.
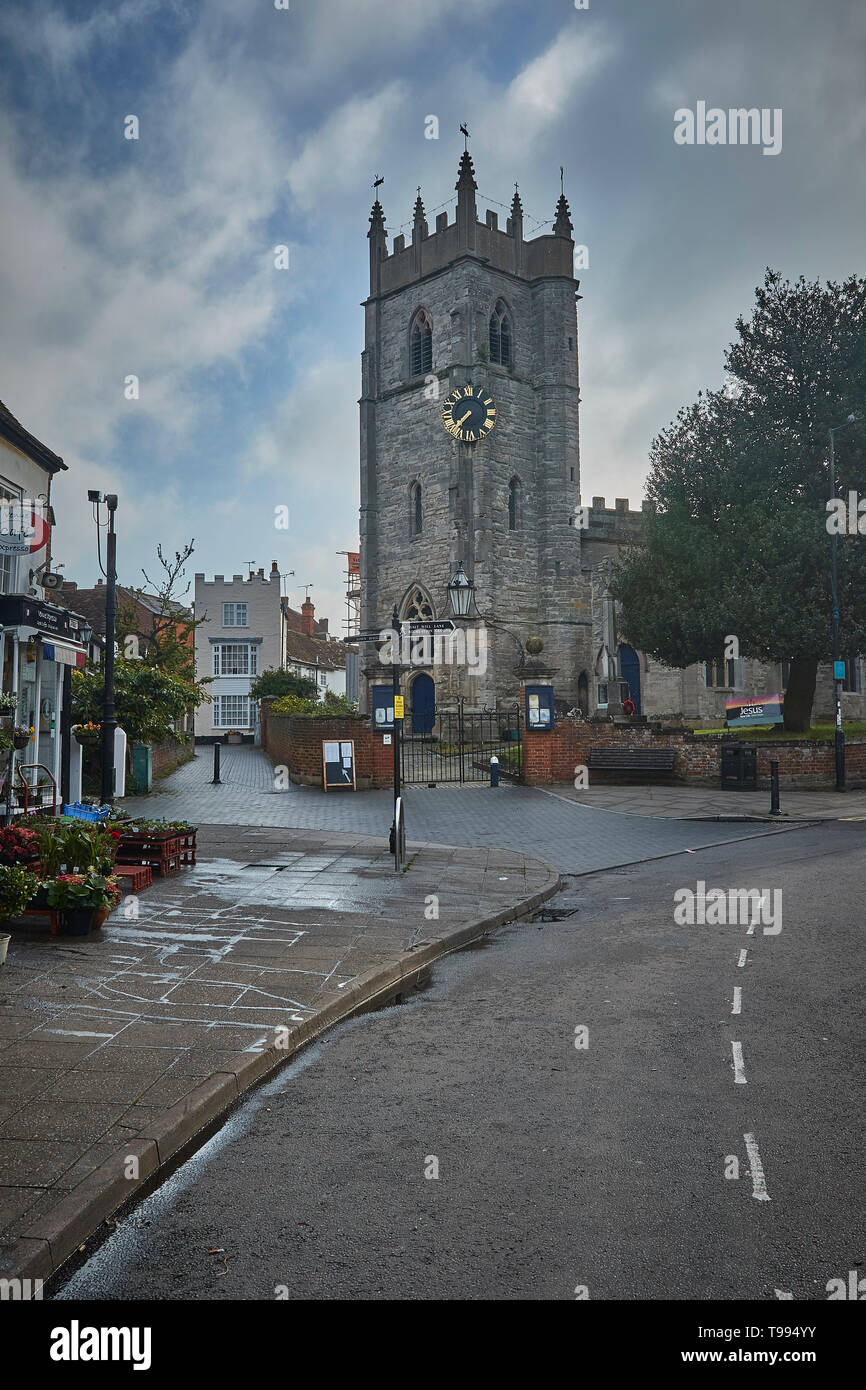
[393,696,405,719]
[0,501,50,554]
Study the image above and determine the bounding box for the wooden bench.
[588,748,676,779]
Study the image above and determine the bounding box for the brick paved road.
[124,748,798,873]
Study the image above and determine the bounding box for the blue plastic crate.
[63,802,110,822]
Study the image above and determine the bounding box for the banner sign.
[725,694,784,726]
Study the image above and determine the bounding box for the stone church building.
[358,151,865,729]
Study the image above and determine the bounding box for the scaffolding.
[337,551,361,637]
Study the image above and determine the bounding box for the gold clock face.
[441,384,496,443]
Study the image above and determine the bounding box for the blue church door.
[619,644,641,714]
[411,673,435,734]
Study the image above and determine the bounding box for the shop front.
[0,596,91,815]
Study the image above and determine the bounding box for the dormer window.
[489,302,511,367]
[410,310,433,376]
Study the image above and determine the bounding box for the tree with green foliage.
[71,662,207,745]
[249,667,319,703]
[610,269,866,731]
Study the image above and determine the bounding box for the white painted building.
[193,563,349,739]
[193,564,285,740]
[0,397,91,808]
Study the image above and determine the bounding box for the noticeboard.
[322,740,356,792]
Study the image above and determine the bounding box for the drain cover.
[535,906,579,922]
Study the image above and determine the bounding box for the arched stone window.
[508,476,521,531]
[400,585,436,622]
[410,482,423,537]
[410,309,433,376]
[489,301,512,367]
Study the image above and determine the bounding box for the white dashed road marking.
[731,987,742,1015]
[738,949,748,967]
[744,1132,771,1201]
[731,1041,747,1084]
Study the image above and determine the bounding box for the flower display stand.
[113,864,153,892]
[116,830,182,877]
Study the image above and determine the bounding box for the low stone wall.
[260,700,392,789]
[522,719,866,790]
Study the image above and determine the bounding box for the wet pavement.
[0,825,557,1274]
[123,747,801,873]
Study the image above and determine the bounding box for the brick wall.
[151,737,193,779]
[260,699,393,789]
[522,719,866,790]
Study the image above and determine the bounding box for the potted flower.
[225,729,243,745]
[12,724,33,750]
[1,862,39,966]
[0,691,16,731]
[72,721,101,746]
[0,865,40,946]
[0,824,40,867]
[45,872,121,936]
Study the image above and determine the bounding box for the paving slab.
[543,781,866,820]
[116,746,801,871]
[0,824,559,1282]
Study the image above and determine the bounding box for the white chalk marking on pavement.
[775,1289,793,1299]
[731,1040,747,1084]
[738,949,748,967]
[744,1132,771,1201]
[39,1028,114,1038]
[732,987,742,1015]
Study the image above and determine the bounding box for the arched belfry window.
[410,309,433,376]
[410,482,422,537]
[400,585,435,622]
[508,476,521,531]
[489,301,512,367]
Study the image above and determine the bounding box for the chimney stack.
[301,598,315,637]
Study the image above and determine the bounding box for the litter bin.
[131,742,152,794]
[721,742,757,791]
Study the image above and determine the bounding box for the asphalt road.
[56,821,865,1301]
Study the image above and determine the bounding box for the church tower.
[359,151,585,715]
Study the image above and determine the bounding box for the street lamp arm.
[466,597,526,668]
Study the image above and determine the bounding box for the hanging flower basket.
[73,723,101,747]
[12,726,33,750]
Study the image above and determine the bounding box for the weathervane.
[560,165,565,195]
[372,174,384,192]
[460,123,470,150]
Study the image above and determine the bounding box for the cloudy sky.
[0,0,863,628]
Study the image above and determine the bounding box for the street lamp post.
[89,491,118,804]
[102,495,118,804]
[391,600,401,830]
[828,414,861,791]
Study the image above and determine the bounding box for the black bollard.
[490,755,500,788]
[769,758,780,816]
[212,740,221,785]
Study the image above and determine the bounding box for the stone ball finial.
[525,635,544,656]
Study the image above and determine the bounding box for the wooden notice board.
[322,739,356,792]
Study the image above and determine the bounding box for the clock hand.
[456,410,472,427]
